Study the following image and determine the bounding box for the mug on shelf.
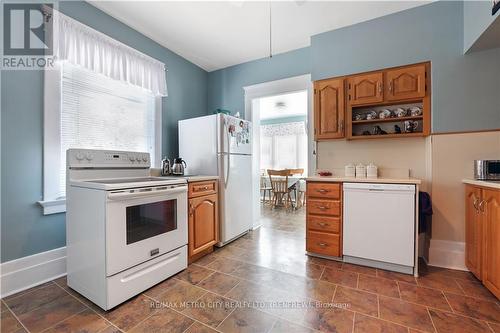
[404,120,419,133]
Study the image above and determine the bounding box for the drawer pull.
[203,186,209,190]
[318,206,328,210]
[317,242,328,247]
[317,189,330,193]
[318,222,330,227]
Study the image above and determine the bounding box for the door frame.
[243,74,314,229]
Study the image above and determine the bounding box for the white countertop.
[307,176,421,185]
[462,179,500,190]
[161,175,219,182]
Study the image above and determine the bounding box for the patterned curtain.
[260,121,306,137]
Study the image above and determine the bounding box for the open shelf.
[352,115,423,125]
[350,132,425,140]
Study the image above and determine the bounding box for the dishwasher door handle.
[368,188,385,192]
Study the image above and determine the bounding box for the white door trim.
[243,74,314,229]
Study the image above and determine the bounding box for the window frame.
[39,62,162,215]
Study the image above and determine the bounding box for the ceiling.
[89,1,432,72]
[259,90,307,120]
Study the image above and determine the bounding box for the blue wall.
[207,47,311,116]
[0,1,208,262]
[464,0,500,53]
[208,1,500,133]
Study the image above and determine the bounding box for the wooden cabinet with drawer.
[188,180,219,263]
[306,181,342,258]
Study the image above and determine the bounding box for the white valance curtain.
[53,11,167,96]
[261,121,306,137]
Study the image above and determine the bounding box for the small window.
[42,62,161,213]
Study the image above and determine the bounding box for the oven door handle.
[107,186,187,200]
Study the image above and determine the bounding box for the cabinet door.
[465,185,482,279]
[385,64,426,101]
[481,189,500,298]
[314,78,345,140]
[188,194,218,256]
[347,72,383,105]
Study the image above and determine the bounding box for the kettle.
[161,157,171,176]
[172,158,187,176]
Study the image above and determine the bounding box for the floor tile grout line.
[377,294,380,318]
[51,278,124,332]
[2,281,56,303]
[143,291,229,333]
[351,311,356,333]
[195,270,217,286]
[38,308,88,333]
[487,322,497,333]
[4,282,82,325]
[181,321,195,333]
[426,307,438,333]
[3,301,32,333]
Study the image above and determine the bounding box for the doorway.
[244,74,314,229]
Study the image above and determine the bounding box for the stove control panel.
[67,149,150,168]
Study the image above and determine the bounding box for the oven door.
[105,184,188,276]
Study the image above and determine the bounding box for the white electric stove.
[66,149,188,310]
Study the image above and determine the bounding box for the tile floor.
[2,206,499,333]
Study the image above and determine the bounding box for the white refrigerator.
[179,114,253,246]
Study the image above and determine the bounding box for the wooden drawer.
[307,215,340,233]
[307,198,340,216]
[307,182,341,199]
[188,180,217,198]
[307,231,340,257]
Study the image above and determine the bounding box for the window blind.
[59,62,156,196]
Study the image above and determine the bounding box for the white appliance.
[343,183,416,274]
[66,149,188,310]
[179,114,252,246]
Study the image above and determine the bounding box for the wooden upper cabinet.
[188,193,219,257]
[482,189,500,298]
[347,72,383,105]
[385,64,426,101]
[314,78,345,140]
[465,185,482,279]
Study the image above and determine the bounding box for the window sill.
[37,198,66,215]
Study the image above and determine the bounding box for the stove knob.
[142,156,148,162]
[75,152,84,161]
[85,152,94,160]
[129,155,136,162]
[136,156,142,162]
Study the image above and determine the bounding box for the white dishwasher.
[343,183,416,274]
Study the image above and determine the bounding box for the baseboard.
[428,239,467,271]
[0,247,66,298]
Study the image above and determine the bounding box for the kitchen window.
[260,121,308,174]
[41,62,162,214]
[40,10,166,214]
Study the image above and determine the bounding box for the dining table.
[261,175,305,208]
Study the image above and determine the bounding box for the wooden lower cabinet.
[482,189,500,298]
[465,184,500,299]
[306,181,342,258]
[188,181,219,263]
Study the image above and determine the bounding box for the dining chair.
[267,169,294,209]
[285,168,305,208]
[260,173,272,204]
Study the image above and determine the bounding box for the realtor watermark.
[2,2,55,69]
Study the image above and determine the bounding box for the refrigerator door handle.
[224,119,230,189]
